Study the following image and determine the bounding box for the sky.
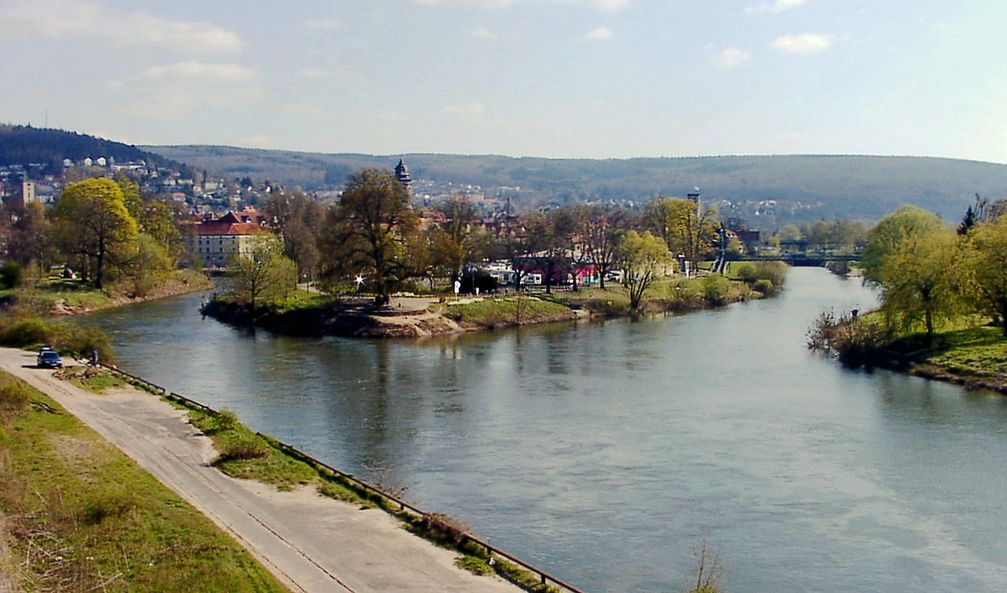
[2,0,1006,163]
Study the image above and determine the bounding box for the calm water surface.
[84,269,1007,593]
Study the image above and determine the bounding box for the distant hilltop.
[146,145,1007,224]
[0,124,178,173]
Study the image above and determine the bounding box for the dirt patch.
[47,433,102,483]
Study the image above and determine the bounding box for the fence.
[96,363,587,593]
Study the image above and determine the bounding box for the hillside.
[0,125,174,172]
[145,145,1007,224]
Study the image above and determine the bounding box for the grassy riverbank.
[0,269,211,316]
[811,313,1007,394]
[204,263,787,339]
[0,371,290,593]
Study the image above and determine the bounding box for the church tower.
[394,159,413,196]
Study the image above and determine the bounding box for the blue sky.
[2,0,1005,162]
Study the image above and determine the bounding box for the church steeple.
[394,159,412,195]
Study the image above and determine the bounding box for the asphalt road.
[0,348,521,593]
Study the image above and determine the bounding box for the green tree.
[230,233,297,308]
[53,178,139,288]
[861,205,947,283]
[879,229,962,341]
[644,197,716,276]
[617,230,671,310]
[319,169,417,304]
[965,216,1007,335]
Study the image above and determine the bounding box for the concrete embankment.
[0,348,524,593]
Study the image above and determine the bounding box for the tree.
[965,216,1007,335]
[879,229,962,341]
[861,205,946,283]
[644,197,717,276]
[53,178,138,288]
[2,201,51,267]
[230,233,297,309]
[319,169,417,304]
[617,230,671,310]
[577,204,628,289]
[265,190,325,279]
[524,208,576,293]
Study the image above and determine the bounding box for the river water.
[82,268,1007,593]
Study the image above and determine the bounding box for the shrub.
[808,310,890,368]
[0,377,31,414]
[456,555,494,576]
[421,512,471,545]
[217,431,269,462]
[213,409,241,433]
[0,261,22,289]
[753,279,774,296]
[702,275,733,307]
[734,263,758,284]
[754,261,787,288]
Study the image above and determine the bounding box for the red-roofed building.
[187,211,268,268]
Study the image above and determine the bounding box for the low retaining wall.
[98,363,586,593]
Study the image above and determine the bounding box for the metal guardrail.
[95,363,586,593]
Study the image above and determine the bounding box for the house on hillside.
[186,211,266,268]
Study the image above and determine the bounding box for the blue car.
[37,348,63,369]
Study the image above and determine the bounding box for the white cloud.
[302,18,344,31]
[471,25,496,39]
[770,33,835,54]
[109,61,261,119]
[137,61,256,83]
[443,102,487,118]
[584,27,615,41]
[297,67,331,80]
[0,0,242,53]
[746,0,807,14]
[718,47,751,68]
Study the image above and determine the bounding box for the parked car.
[36,347,63,369]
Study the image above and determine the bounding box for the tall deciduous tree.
[320,169,417,304]
[644,197,717,276]
[53,178,138,288]
[617,230,671,310]
[879,229,962,341]
[966,216,1007,335]
[230,233,297,309]
[861,205,946,283]
[577,204,628,289]
[266,190,325,280]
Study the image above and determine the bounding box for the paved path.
[0,348,520,593]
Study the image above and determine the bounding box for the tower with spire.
[394,159,413,196]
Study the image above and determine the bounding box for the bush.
[734,263,758,284]
[753,279,774,296]
[702,275,733,307]
[754,261,787,288]
[213,409,241,433]
[217,431,269,462]
[808,310,890,368]
[0,315,115,363]
[421,512,471,545]
[0,376,31,414]
[0,261,22,289]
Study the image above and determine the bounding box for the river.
[82,268,1007,593]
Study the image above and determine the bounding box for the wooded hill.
[145,145,1007,225]
[0,125,174,173]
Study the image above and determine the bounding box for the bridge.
[726,253,859,266]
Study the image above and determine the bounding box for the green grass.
[0,371,290,593]
[893,325,1007,378]
[439,296,574,327]
[62,366,130,394]
[267,290,333,314]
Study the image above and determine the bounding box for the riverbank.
[0,368,290,593]
[0,348,529,593]
[0,269,212,316]
[203,267,784,339]
[810,313,1007,395]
